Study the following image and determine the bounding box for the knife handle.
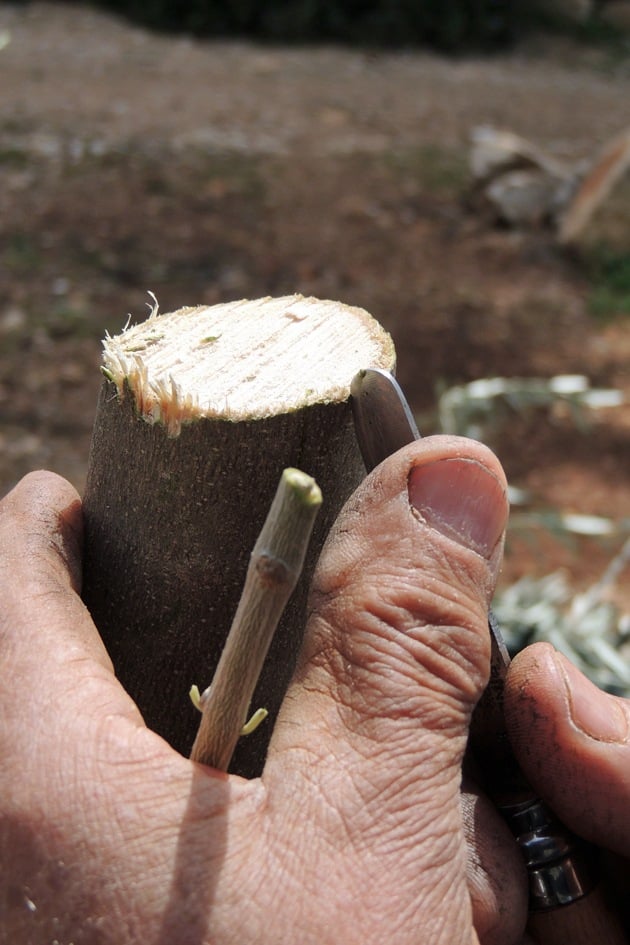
[527,885,627,944]
[500,798,628,943]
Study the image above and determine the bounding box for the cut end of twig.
[101,294,395,435]
[282,467,323,508]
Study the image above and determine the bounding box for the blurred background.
[1,0,629,685]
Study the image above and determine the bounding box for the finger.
[265,435,509,937]
[461,780,528,945]
[0,469,84,592]
[505,642,630,855]
[0,474,237,945]
[0,470,110,666]
[0,471,141,725]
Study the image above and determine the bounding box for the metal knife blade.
[350,368,420,470]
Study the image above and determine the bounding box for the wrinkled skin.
[1,436,628,944]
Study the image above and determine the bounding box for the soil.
[1,2,630,600]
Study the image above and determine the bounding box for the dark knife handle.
[526,886,627,944]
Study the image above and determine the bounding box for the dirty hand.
[505,636,630,885]
[0,436,602,945]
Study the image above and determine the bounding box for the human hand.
[505,639,630,932]
[1,437,529,944]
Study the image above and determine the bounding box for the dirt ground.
[1,2,630,599]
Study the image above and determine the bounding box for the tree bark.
[82,295,395,777]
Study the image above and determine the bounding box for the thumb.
[0,471,143,742]
[505,642,630,855]
[265,436,509,939]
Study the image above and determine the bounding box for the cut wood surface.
[102,294,394,432]
[82,294,395,776]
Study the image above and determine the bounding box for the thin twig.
[190,467,322,771]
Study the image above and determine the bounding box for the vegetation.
[434,374,630,697]
[586,246,630,319]
[495,547,630,698]
[82,0,630,49]
[92,0,515,47]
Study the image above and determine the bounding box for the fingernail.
[408,458,507,559]
[555,651,629,743]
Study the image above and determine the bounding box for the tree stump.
[82,295,395,776]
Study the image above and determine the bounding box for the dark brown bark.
[81,297,394,777]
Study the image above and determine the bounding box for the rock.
[470,126,574,227]
[470,124,630,241]
[0,307,26,334]
[470,125,569,182]
[485,169,569,226]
